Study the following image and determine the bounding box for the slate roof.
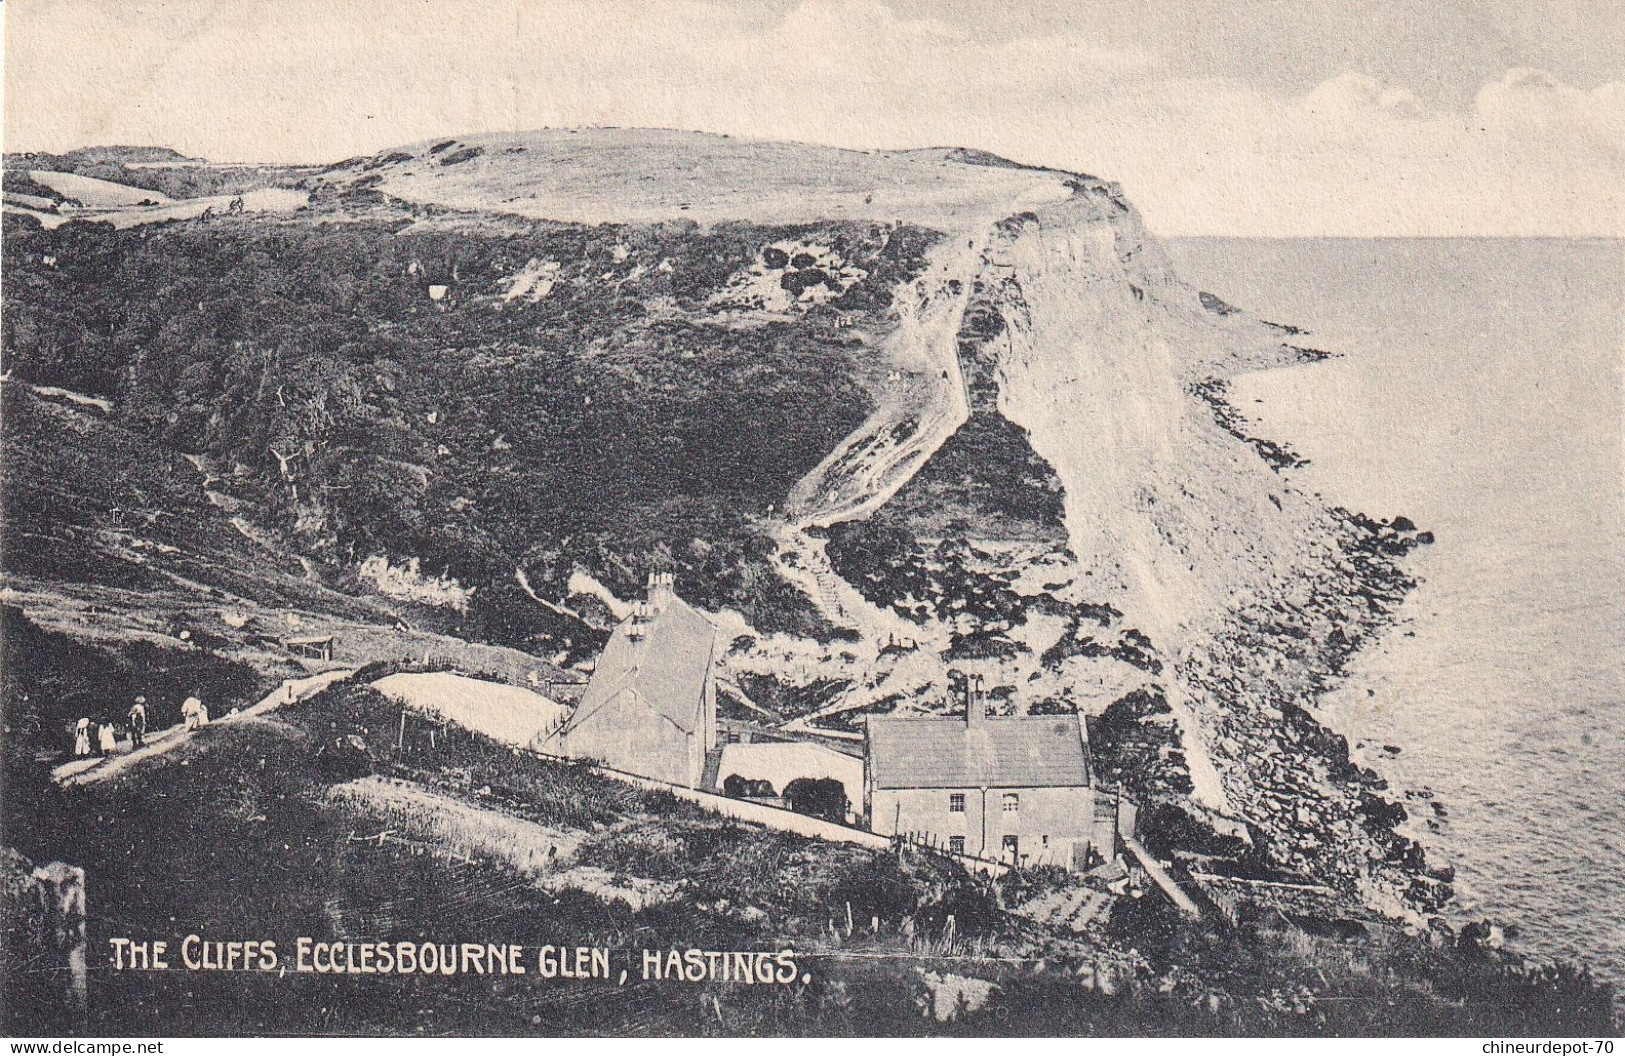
[866,714,1091,789]
[558,596,716,736]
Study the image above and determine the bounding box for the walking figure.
[72,718,91,757]
[97,721,116,756]
[181,696,204,731]
[127,698,148,749]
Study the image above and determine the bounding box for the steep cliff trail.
[769,225,993,729]
[784,227,981,528]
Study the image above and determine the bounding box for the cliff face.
[813,174,1436,905]
[986,190,1286,646]
[938,182,1437,903]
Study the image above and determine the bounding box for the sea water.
[1163,237,1625,984]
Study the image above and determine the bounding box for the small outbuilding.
[537,573,717,788]
[287,635,335,662]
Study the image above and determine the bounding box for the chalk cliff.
[4,129,1439,909]
[801,168,1436,907]
[960,181,1436,906]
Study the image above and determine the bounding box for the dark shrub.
[722,774,775,798]
[916,877,1001,935]
[784,777,847,822]
[313,733,373,781]
[780,268,831,297]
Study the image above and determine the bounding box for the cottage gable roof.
[559,595,716,737]
[866,714,1090,789]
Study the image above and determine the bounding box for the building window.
[1002,792,1020,813]
[948,793,966,813]
[948,836,965,855]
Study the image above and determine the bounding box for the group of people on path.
[69,694,208,758]
[70,716,117,757]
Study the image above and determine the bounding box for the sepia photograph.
[1,0,1621,1044]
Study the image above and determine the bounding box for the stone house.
[864,675,1116,869]
[538,573,717,788]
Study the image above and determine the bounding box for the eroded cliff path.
[785,228,981,528]
[775,223,987,628]
[770,225,992,731]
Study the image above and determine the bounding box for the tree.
[783,777,847,823]
[722,774,774,799]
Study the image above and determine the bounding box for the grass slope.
[322,129,1074,228]
[4,672,1612,1036]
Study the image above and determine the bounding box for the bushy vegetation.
[1,167,67,203]
[1086,687,1194,800]
[2,209,937,644]
[866,408,1068,543]
[1,387,312,595]
[825,528,1038,630]
[917,949,1615,1037]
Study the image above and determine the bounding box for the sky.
[4,0,1622,235]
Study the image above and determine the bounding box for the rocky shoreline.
[1167,377,1452,920]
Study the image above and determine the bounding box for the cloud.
[1089,68,1624,236]
[1300,72,1426,123]
[1476,67,1625,154]
[710,0,1152,85]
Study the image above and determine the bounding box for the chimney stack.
[964,673,985,729]
[647,571,675,613]
[626,601,650,639]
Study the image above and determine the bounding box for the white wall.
[871,784,1099,869]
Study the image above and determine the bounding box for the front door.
[1002,834,1019,862]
